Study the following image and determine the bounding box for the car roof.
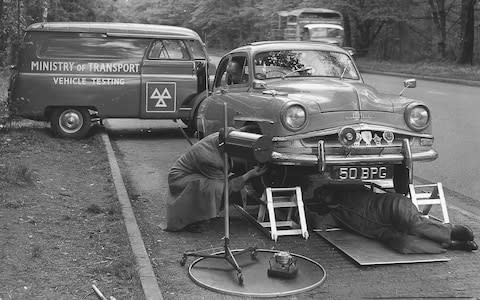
[278,8,341,17]
[304,24,344,30]
[228,41,349,55]
[25,22,202,40]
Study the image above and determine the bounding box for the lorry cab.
[9,22,210,138]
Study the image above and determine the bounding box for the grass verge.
[356,57,480,82]
[0,128,143,299]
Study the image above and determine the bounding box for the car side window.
[214,58,230,88]
[148,40,189,60]
[226,55,249,86]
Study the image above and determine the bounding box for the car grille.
[301,130,410,156]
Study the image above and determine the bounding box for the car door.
[140,39,197,119]
[201,53,253,134]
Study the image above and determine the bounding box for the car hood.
[265,78,399,113]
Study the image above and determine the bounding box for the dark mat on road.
[315,229,450,266]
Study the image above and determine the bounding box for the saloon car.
[195,41,438,194]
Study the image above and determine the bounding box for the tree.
[457,0,477,64]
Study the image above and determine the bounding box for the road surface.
[104,115,480,299]
[363,74,480,201]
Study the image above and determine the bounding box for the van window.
[148,40,190,60]
[186,40,207,59]
[37,35,149,59]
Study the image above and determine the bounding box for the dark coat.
[165,133,225,231]
[318,185,451,254]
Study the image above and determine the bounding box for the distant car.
[196,41,437,194]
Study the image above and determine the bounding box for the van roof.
[26,22,202,40]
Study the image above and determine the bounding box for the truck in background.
[270,8,354,55]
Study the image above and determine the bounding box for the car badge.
[383,131,394,145]
[361,131,372,146]
[373,133,382,146]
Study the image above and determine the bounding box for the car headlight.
[281,104,307,131]
[405,103,430,131]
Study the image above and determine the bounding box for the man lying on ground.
[307,184,477,254]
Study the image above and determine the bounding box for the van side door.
[140,39,196,119]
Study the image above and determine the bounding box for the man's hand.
[243,165,268,181]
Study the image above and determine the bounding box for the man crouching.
[165,128,267,232]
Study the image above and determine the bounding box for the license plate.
[332,166,393,180]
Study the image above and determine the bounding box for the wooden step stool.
[256,187,309,242]
[409,182,450,224]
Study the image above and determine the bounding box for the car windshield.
[254,50,359,80]
[309,28,344,39]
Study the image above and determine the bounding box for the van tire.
[50,107,91,139]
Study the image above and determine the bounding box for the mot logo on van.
[146,82,176,113]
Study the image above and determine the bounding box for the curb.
[101,133,164,300]
[359,68,480,87]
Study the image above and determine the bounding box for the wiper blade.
[281,66,313,79]
[340,66,348,80]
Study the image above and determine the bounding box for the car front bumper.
[271,138,438,171]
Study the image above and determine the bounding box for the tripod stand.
[179,103,257,285]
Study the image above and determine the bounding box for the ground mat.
[315,229,450,266]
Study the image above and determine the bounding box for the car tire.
[393,164,410,195]
[249,165,288,195]
[50,107,91,139]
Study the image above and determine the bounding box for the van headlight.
[405,103,430,131]
[281,104,307,131]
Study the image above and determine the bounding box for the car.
[195,41,438,195]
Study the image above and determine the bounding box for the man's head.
[227,61,243,84]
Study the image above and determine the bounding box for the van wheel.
[50,107,91,139]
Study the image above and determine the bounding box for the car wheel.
[249,165,288,195]
[393,164,410,195]
[50,107,91,139]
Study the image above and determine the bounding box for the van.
[8,22,210,138]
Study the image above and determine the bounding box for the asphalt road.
[362,74,480,201]
[102,74,480,299]
[104,117,480,299]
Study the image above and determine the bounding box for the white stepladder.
[408,182,450,224]
[256,186,309,242]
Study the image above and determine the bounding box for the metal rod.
[177,123,193,146]
[224,102,229,239]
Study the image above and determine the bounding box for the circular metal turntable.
[188,249,326,297]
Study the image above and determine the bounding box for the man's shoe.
[183,221,208,233]
[448,240,478,251]
[450,225,474,241]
